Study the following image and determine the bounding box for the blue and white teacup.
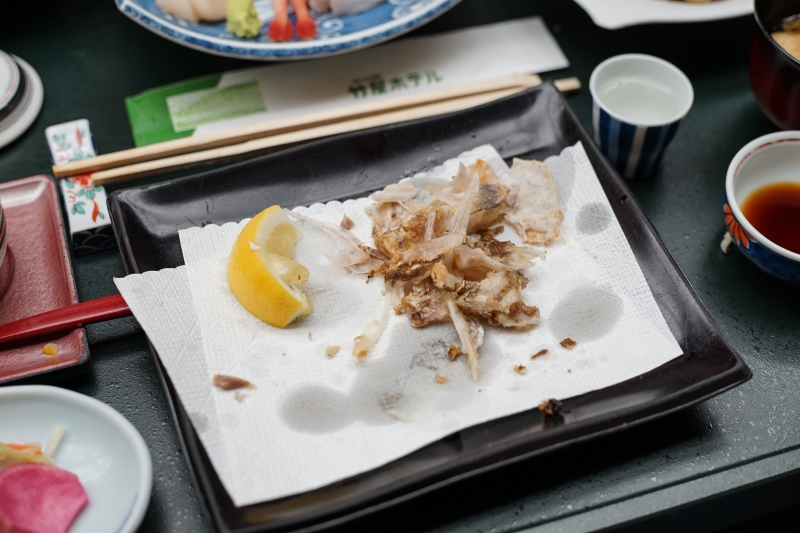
[724,131,800,285]
[590,54,694,179]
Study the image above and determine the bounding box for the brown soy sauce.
[741,182,800,254]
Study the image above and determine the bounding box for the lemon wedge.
[227,206,312,328]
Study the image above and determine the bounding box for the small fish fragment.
[372,183,420,206]
[560,338,577,350]
[447,344,463,361]
[423,161,509,233]
[531,348,548,359]
[513,365,527,374]
[435,374,449,384]
[212,374,254,391]
[325,345,340,358]
[42,343,59,356]
[446,298,482,380]
[386,409,410,422]
[353,297,390,358]
[340,214,355,230]
[287,210,385,275]
[456,271,539,329]
[538,398,564,416]
[500,158,563,245]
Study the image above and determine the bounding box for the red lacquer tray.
[0,176,89,383]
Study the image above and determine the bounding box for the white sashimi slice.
[157,0,199,23]
[330,0,385,15]
[189,0,227,21]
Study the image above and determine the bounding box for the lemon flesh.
[227,206,312,328]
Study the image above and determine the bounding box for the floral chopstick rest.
[46,119,116,255]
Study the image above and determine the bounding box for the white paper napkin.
[116,142,682,507]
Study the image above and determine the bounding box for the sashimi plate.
[572,0,752,29]
[115,0,461,60]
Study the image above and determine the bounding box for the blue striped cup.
[590,54,694,179]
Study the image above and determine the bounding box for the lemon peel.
[227,206,312,328]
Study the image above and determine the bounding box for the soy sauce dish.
[725,131,800,284]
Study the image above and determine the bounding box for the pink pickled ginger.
[0,463,88,533]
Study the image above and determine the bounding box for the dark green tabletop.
[2,1,799,532]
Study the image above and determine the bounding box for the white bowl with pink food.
[0,386,152,533]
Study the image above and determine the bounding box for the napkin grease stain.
[577,202,613,235]
[279,385,352,434]
[549,285,623,343]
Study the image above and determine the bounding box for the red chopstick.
[0,294,131,346]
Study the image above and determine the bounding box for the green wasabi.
[226,0,263,39]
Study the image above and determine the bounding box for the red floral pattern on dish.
[724,203,755,249]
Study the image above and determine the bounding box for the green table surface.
[2,1,800,532]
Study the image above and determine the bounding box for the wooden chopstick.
[85,77,581,185]
[88,86,529,185]
[52,74,545,178]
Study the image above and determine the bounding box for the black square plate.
[107,83,750,533]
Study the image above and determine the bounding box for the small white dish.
[572,0,752,29]
[0,385,152,533]
[0,56,43,151]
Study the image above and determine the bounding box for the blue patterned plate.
[115,0,461,60]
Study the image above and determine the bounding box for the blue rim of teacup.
[589,53,694,128]
[725,131,800,264]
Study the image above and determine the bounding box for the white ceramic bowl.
[0,386,152,533]
[724,131,800,284]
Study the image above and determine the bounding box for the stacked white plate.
[0,50,43,150]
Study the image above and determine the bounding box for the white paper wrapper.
[116,142,682,507]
